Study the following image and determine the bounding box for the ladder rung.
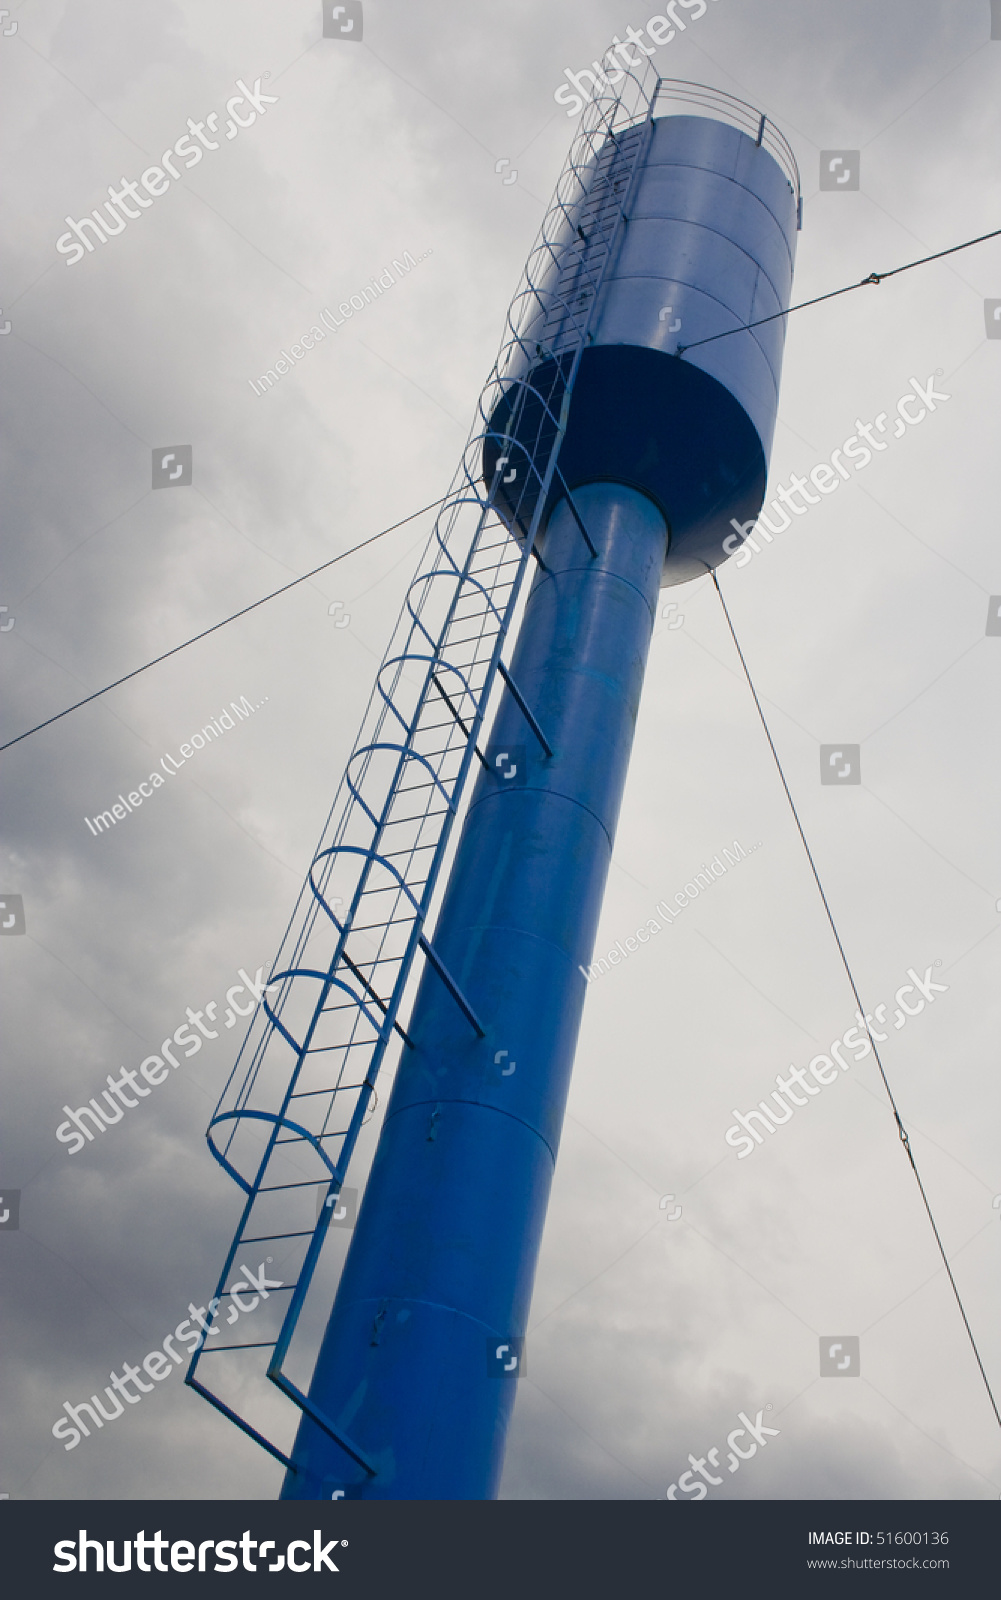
[378,806,449,828]
[199,1341,281,1354]
[259,1179,327,1194]
[290,1080,366,1101]
[240,1230,315,1244]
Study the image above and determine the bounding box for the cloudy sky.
[2,0,1000,1504]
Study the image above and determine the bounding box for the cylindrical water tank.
[486,103,800,584]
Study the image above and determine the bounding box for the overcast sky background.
[1,0,1000,1503]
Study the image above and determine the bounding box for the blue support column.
[281,484,668,1500]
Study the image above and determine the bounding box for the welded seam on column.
[336,1296,533,1337]
[380,1098,562,1168]
[462,781,624,852]
[523,561,665,619]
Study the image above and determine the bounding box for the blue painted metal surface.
[487,90,800,584]
[280,483,668,1499]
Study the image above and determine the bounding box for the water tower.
[187,71,800,1500]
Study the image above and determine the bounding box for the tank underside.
[484,344,767,586]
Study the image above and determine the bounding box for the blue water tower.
[188,77,800,1503]
[277,83,799,1500]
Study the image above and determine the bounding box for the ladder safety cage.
[186,58,663,1472]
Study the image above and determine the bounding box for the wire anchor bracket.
[418,935,486,1037]
[554,466,598,559]
[497,662,554,759]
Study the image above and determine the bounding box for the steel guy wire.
[8,224,999,756]
[0,496,449,756]
[710,569,1001,1433]
[677,225,1001,354]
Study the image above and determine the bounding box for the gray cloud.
[2,0,1000,1505]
